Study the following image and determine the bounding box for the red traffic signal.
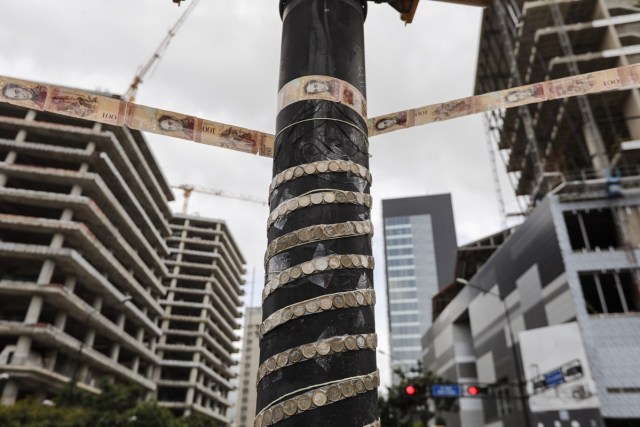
[465,385,490,397]
[405,385,416,395]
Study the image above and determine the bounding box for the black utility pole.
[256,0,378,425]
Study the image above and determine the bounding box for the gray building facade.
[383,194,457,382]
[423,188,640,427]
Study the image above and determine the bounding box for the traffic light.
[405,384,417,395]
[464,384,490,397]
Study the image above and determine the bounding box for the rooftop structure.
[157,214,245,424]
[0,101,173,403]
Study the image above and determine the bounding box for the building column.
[0,110,36,188]
[110,313,126,361]
[1,381,19,405]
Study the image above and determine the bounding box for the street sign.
[544,369,565,387]
[431,384,462,397]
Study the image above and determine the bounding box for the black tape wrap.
[257,0,378,426]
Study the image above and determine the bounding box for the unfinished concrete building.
[447,0,640,425]
[478,0,640,203]
[0,101,173,402]
[157,214,245,424]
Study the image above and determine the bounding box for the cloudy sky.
[0,0,520,388]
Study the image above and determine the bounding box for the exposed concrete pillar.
[1,380,19,405]
[110,344,121,362]
[132,356,140,374]
[584,123,610,175]
[0,110,36,188]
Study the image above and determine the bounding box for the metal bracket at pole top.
[279,0,368,20]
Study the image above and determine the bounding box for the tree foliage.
[378,364,458,427]
[0,381,223,427]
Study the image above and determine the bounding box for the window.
[580,271,639,315]
[564,209,620,251]
[385,217,410,227]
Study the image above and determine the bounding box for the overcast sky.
[0,0,520,389]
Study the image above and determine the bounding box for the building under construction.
[0,101,173,402]
[478,0,640,204]
[0,100,246,425]
[424,0,640,426]
[157,214,245,423]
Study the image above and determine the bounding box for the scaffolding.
[476,0,640,211]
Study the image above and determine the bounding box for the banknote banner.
[367,63,640,136]
[0,75,275,157]
[0,63,639,156]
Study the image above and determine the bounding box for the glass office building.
[382,195,456,383]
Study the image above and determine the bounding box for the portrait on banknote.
[374,112,407,131]
[305,79,335,96]
[157,114,196,139]
[504,84,545,104]
[0,82,48,110]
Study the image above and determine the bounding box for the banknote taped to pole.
[0,63,639,157]
[278,74,368,119]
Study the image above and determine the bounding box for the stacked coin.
[254,370,380,427]
[270,160,372,197]
[265,220,374,262]
[259,290,376,339]
[257,334,378,383]
[263,254,375,301]
[267,190,373,228]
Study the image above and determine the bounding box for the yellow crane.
[172,184,267,215]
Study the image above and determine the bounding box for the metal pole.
[256,1,378,425]
[456,279,531,427]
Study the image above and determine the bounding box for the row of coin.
[269,160,372,196]
[263,254,374,302]
[259,289,376,339]
[267,190,373,228]
[257,333,378,383]
[265,220,374,262]
[254,370,380,427]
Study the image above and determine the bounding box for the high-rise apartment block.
[0,102,172,403]
[0,100,246,425]
[157,214,245,423]
[234,306,261,427]
[382,194,457,382]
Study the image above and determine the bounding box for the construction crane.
[172,184,267,214]
[124,0,201,102]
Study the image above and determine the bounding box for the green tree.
[0,380,223,427]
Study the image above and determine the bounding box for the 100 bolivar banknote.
[0,76,274,157]
[368,64,640,136]
[1,63,640,152]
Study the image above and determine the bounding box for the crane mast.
[124,0,200,102]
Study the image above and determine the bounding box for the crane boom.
[172,184,267,214]
[124,0,200,102]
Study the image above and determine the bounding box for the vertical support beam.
[257,1,378,425]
